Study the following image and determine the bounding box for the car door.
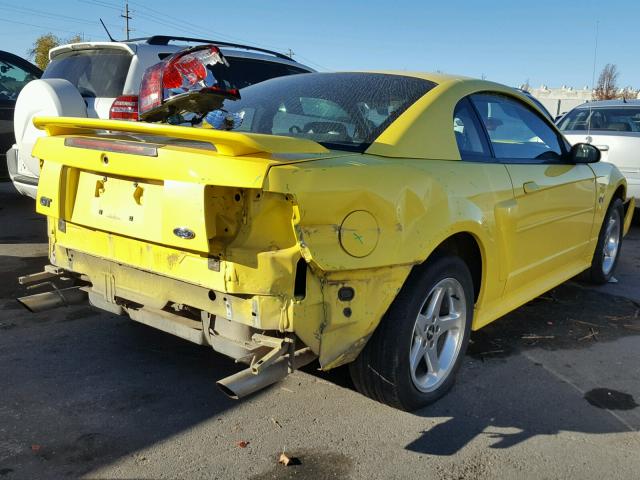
[470,92,596,296]
[0,51,41,178]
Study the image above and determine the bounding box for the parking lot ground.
[0,182,639,479]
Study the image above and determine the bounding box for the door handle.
[523,181,540,194]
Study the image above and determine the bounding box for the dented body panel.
[30,72,633,372]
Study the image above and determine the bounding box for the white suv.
[558,99,640,206]
[8,35,312,198]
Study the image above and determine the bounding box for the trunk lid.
[33,117,337,254]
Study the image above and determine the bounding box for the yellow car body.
[29,72,634,403]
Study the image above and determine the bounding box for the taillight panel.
[138,62,164,115]
[109,95,139,121]
[137,44,239,123]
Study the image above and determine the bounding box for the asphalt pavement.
[0,182,638,479]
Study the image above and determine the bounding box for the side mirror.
[570,143,601,164]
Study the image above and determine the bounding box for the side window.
[0,59,38,101]
[471,93,564,161]
[453,98,491,160]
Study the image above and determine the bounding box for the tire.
[588,198,624,284]
[349,255,474,411]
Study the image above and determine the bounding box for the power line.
[0,17,98,37]
[83,0,313,65]
[129,0,245,43]
[0,2,119,29]
[128,0,296,55]
[78,0,122,12]
[73,0,324,68]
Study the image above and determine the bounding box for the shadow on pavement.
[404,281,640,456]
[0,248,248,478]
[0,303,248,478]
[0,183,46,244]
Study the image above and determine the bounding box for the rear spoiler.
[33,117,329,157]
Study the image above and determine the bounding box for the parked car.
[8,35,312,197]
[20,72,634,411]
[558,99,640,206]
[0,50,41,179]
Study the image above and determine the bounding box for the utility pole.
[286,49,295,59]
[121,1,132,40]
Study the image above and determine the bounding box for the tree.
[28,33,82,70]
[594,64,619,100]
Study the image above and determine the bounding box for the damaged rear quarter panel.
[264,155,513,368]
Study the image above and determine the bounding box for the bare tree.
[594,64,619,100]
[28,33,82,70]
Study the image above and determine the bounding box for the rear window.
[43,49,132,98]
[558,107,640,132]
[221,72,436,152]
[210,57,308,89]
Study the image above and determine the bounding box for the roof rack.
[143,35,293,61]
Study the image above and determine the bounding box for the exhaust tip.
[16,297,36,313]
[216,381,240,400]
[16,288,87,313]
[215,350,317,400]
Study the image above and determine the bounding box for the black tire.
[349,255,474,411]
[588,198,624,284]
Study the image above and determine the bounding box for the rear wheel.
[349,256,473,411]
[588,198,624,284]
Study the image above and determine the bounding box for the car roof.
[344,71,554,160]
[572,99,640,109]
[49,39,311,71]
[0,50,42,76]
[364,70,472,84]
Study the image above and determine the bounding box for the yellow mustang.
[23,72,634,411]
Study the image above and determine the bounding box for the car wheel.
[588,198,624,284]
[349,255,473,411]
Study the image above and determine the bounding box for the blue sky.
[1,0,638,88]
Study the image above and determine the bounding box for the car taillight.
[138,63,164,115]
[109,95,139,121]
[138,44,240,123]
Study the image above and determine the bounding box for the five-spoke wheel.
[350,255,473,411]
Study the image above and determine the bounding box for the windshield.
[558,106,640,132]
[43,49,132,98]
[216,72,436,152]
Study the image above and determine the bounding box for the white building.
[526,85,593,118]
[526,84,640,118]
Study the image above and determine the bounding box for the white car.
[558,99,640,205]
[7,35,312,198]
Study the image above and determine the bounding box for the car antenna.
[587,20,599,139]
[100,18,116,42]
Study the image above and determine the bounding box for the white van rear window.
[43,49,132,98]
